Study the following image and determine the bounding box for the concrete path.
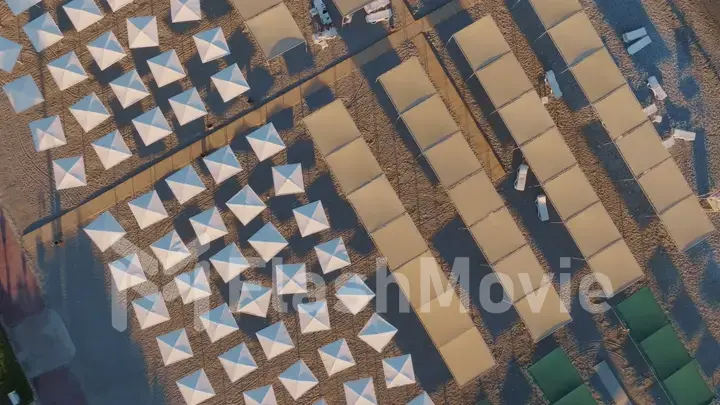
[0,209,87,405]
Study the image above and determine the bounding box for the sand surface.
[3,0,720,404]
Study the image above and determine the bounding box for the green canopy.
[616,287,668,341]
[553,385,597,405]
[529,348,585,403]
[664,362,715,405]
[640,324,692,380]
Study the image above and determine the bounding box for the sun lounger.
[364,0,390,13]
[545,70,563,98]
[366,9,391,24]
[627,35,652,55]
[643,104,657,117]
[662,137,675,148]
[672,129,696,141]
[622,27,647,43]
[652,115,663,123]
[647,76,667,101]
[594,361,632,405]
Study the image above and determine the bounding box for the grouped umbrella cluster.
[79,133,422,403]
[1,0,251,193]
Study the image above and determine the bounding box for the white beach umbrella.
[83,211,125,252]
[69,92,110,132]
[275,263,306,295]
[126,16,158,48]
[47,51,87,90]
[358,313,397,352]
[174,266,211,304]
[128,190,168,229]
[293,201,330,237]
[62,0,103,32]
[53,156,86,190]
[318,338,355,376]
[256,321,294,360]
[272,163,304,195]
[218,343,257,382]
[382,354,415,388]
[0,36,21,73]
[248,222,287,262]
[190,207,228,245]
[210,243,250,283]
[29,115,66,152]
[278,360,318,400]
[344,378,377,405]
[147,49,185,87]
[151,230,190,270]
[243,385,277,405]
[246,123,285,162]
[132,292,170,329]
[108,253,147,291]
[202,145,241,184]
[23,13,63,51]
[110,69,150,109]
[226,185,265,226]
[169,87,207,126]
[193,27,229,63]
[336,274,375,315]
[3,75,43,113]
[176,369,215,405]
[199,303,238,343]
[157,328,193,366]
[165,165,205,204]
[211,64,249,102]
[170,0,200,22]
[5,0,40,15]
[314,237,350,274]
[87,31,126,70]
[298,300,330,333]
[407,392,434,405]
[133,107,172,146]
[92,130,132,170]
[106,0,133,12]
[234,282,271,317]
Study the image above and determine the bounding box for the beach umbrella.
[165,165,205,204]
[199,303,238,343]
[132,107,172,146]
[210,243,250,283]
[29,115,65,152]
[69,92,110,132]
[87,31,126,70]
[157,328,193,366]
[211,64,249,102]
[128,190,168,229]
[150,230,190,270]
[147,49,185,87]
[23,13,63,51]
[83,211,125,252]
[174,266,211,304]
[92,130,131,169]
[132,292,170,329]
[3,75,43,113]
[176,369,215,405]
[47,51,87,90]
[53,156,86,190]
[202,145,241,184]
[226,185,265,225]
[108,253,146,291]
